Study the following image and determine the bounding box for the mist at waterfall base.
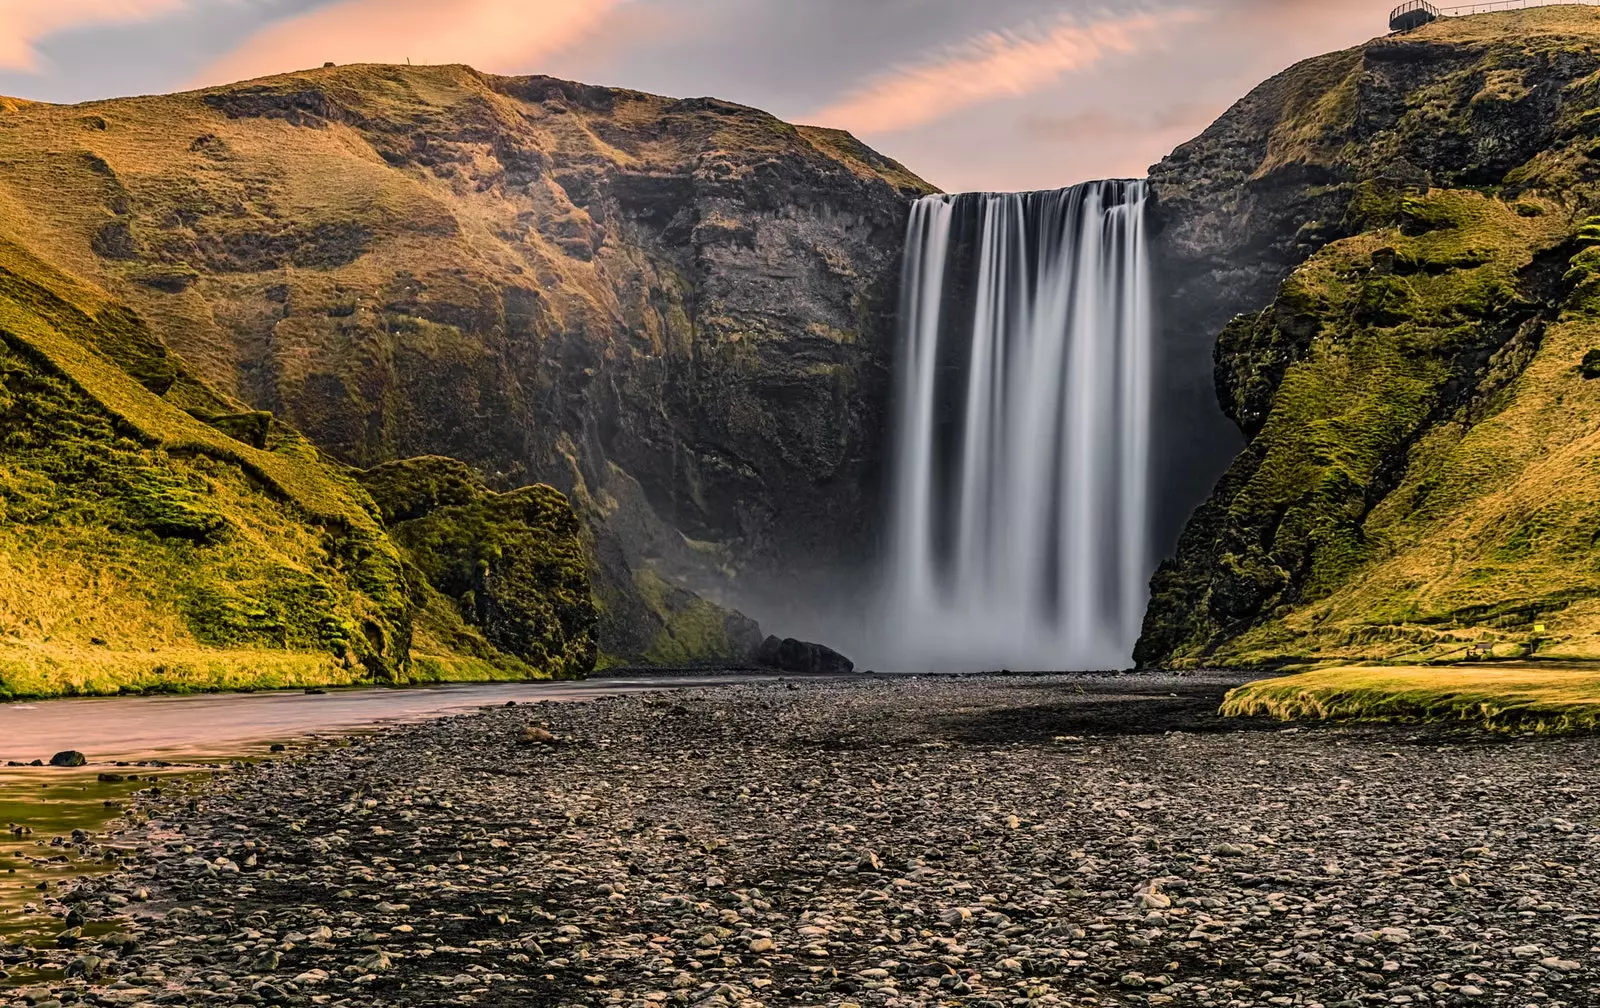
[722,178,1238,674]
[881,180,1155,672]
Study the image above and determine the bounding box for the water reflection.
[0,674,789,979]
[0,675,783,764]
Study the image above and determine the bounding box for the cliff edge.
[1141,6,1600,667]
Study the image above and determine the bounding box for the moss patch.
[632,566,761,666]
[1222,665,1600,733]
[360,456,598,679]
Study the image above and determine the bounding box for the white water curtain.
[886,181,1153,671]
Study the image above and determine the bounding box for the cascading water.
[885,180,1153,671]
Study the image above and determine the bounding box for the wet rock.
[30,673,1599,1008]
[753,635,854,675]
[48,752,86,768]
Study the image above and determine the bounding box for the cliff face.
[0,64,932,662]
[1140,7,1600,667]
[0,236,595,697]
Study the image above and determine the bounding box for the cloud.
[196,0,621,86]
[0,0,185,71]
[1019,101,1219,143]
[808,6,1207,136]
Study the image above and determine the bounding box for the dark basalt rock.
[1139,10,1600,667]
[49,751,87,768]
[754,635,854,675]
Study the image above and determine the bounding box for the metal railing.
[1391,0,1442,30]
[1394,0,1600,28]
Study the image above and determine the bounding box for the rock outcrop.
[359,457,598,680]
[0,233,592,696]
[753,635,855,675]
[0,63,933,662]
[1140,7,1600,667]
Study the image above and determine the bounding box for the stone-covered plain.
[10,674,1597,1008]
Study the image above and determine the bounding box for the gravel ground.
[4,673,1597,1008]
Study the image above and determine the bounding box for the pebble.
[3,673,1595,1007]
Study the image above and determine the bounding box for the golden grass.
[0,542,192,649]
[1417,5,1600,43]
[0,641,349,699]
[1222,664,1600,733]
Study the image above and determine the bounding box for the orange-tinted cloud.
[1,0,183,71]
[809,7,1207,136]
[195,0,620,86]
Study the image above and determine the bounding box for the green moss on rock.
[1140,190,1570,668]
[632,566,763,667]
[360,456,598,679]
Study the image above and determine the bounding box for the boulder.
[753,636,854,675]
[49,751,87,768]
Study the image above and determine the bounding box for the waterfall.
[885,180,1153,671]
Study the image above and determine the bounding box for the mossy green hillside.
[1140,188,1600,667]
[0,258,410,694]
[1142,7,1600,670]
[1222,666,1600,733]
[360,457,598,680]
[0,237,594,695]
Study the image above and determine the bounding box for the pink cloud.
[809,8,1208,137]
[1,0,184,72]
[194,0,620,87]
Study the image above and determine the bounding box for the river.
[0,673,798,968]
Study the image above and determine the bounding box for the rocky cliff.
[0,233,596,696]
[0,64,932,663]
[1140,6,1600,667]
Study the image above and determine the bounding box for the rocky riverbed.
[4,674,1596,1008]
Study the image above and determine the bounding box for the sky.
[1,0,1396,192]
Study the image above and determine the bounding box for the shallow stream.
[0,673,787,972]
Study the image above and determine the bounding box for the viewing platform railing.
[1393,0,1600,31]
[1444,0,1597,13]
[1390,0,1442,31]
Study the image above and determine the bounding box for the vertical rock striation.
[0,65,934,661]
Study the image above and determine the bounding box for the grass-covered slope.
[1142,6,1600,669]
[0,240,593,697]
[1222,666,1600,733]
[0,240,409,695]
[0,63,932,662]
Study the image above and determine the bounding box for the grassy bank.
[1222,664,1600,733]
